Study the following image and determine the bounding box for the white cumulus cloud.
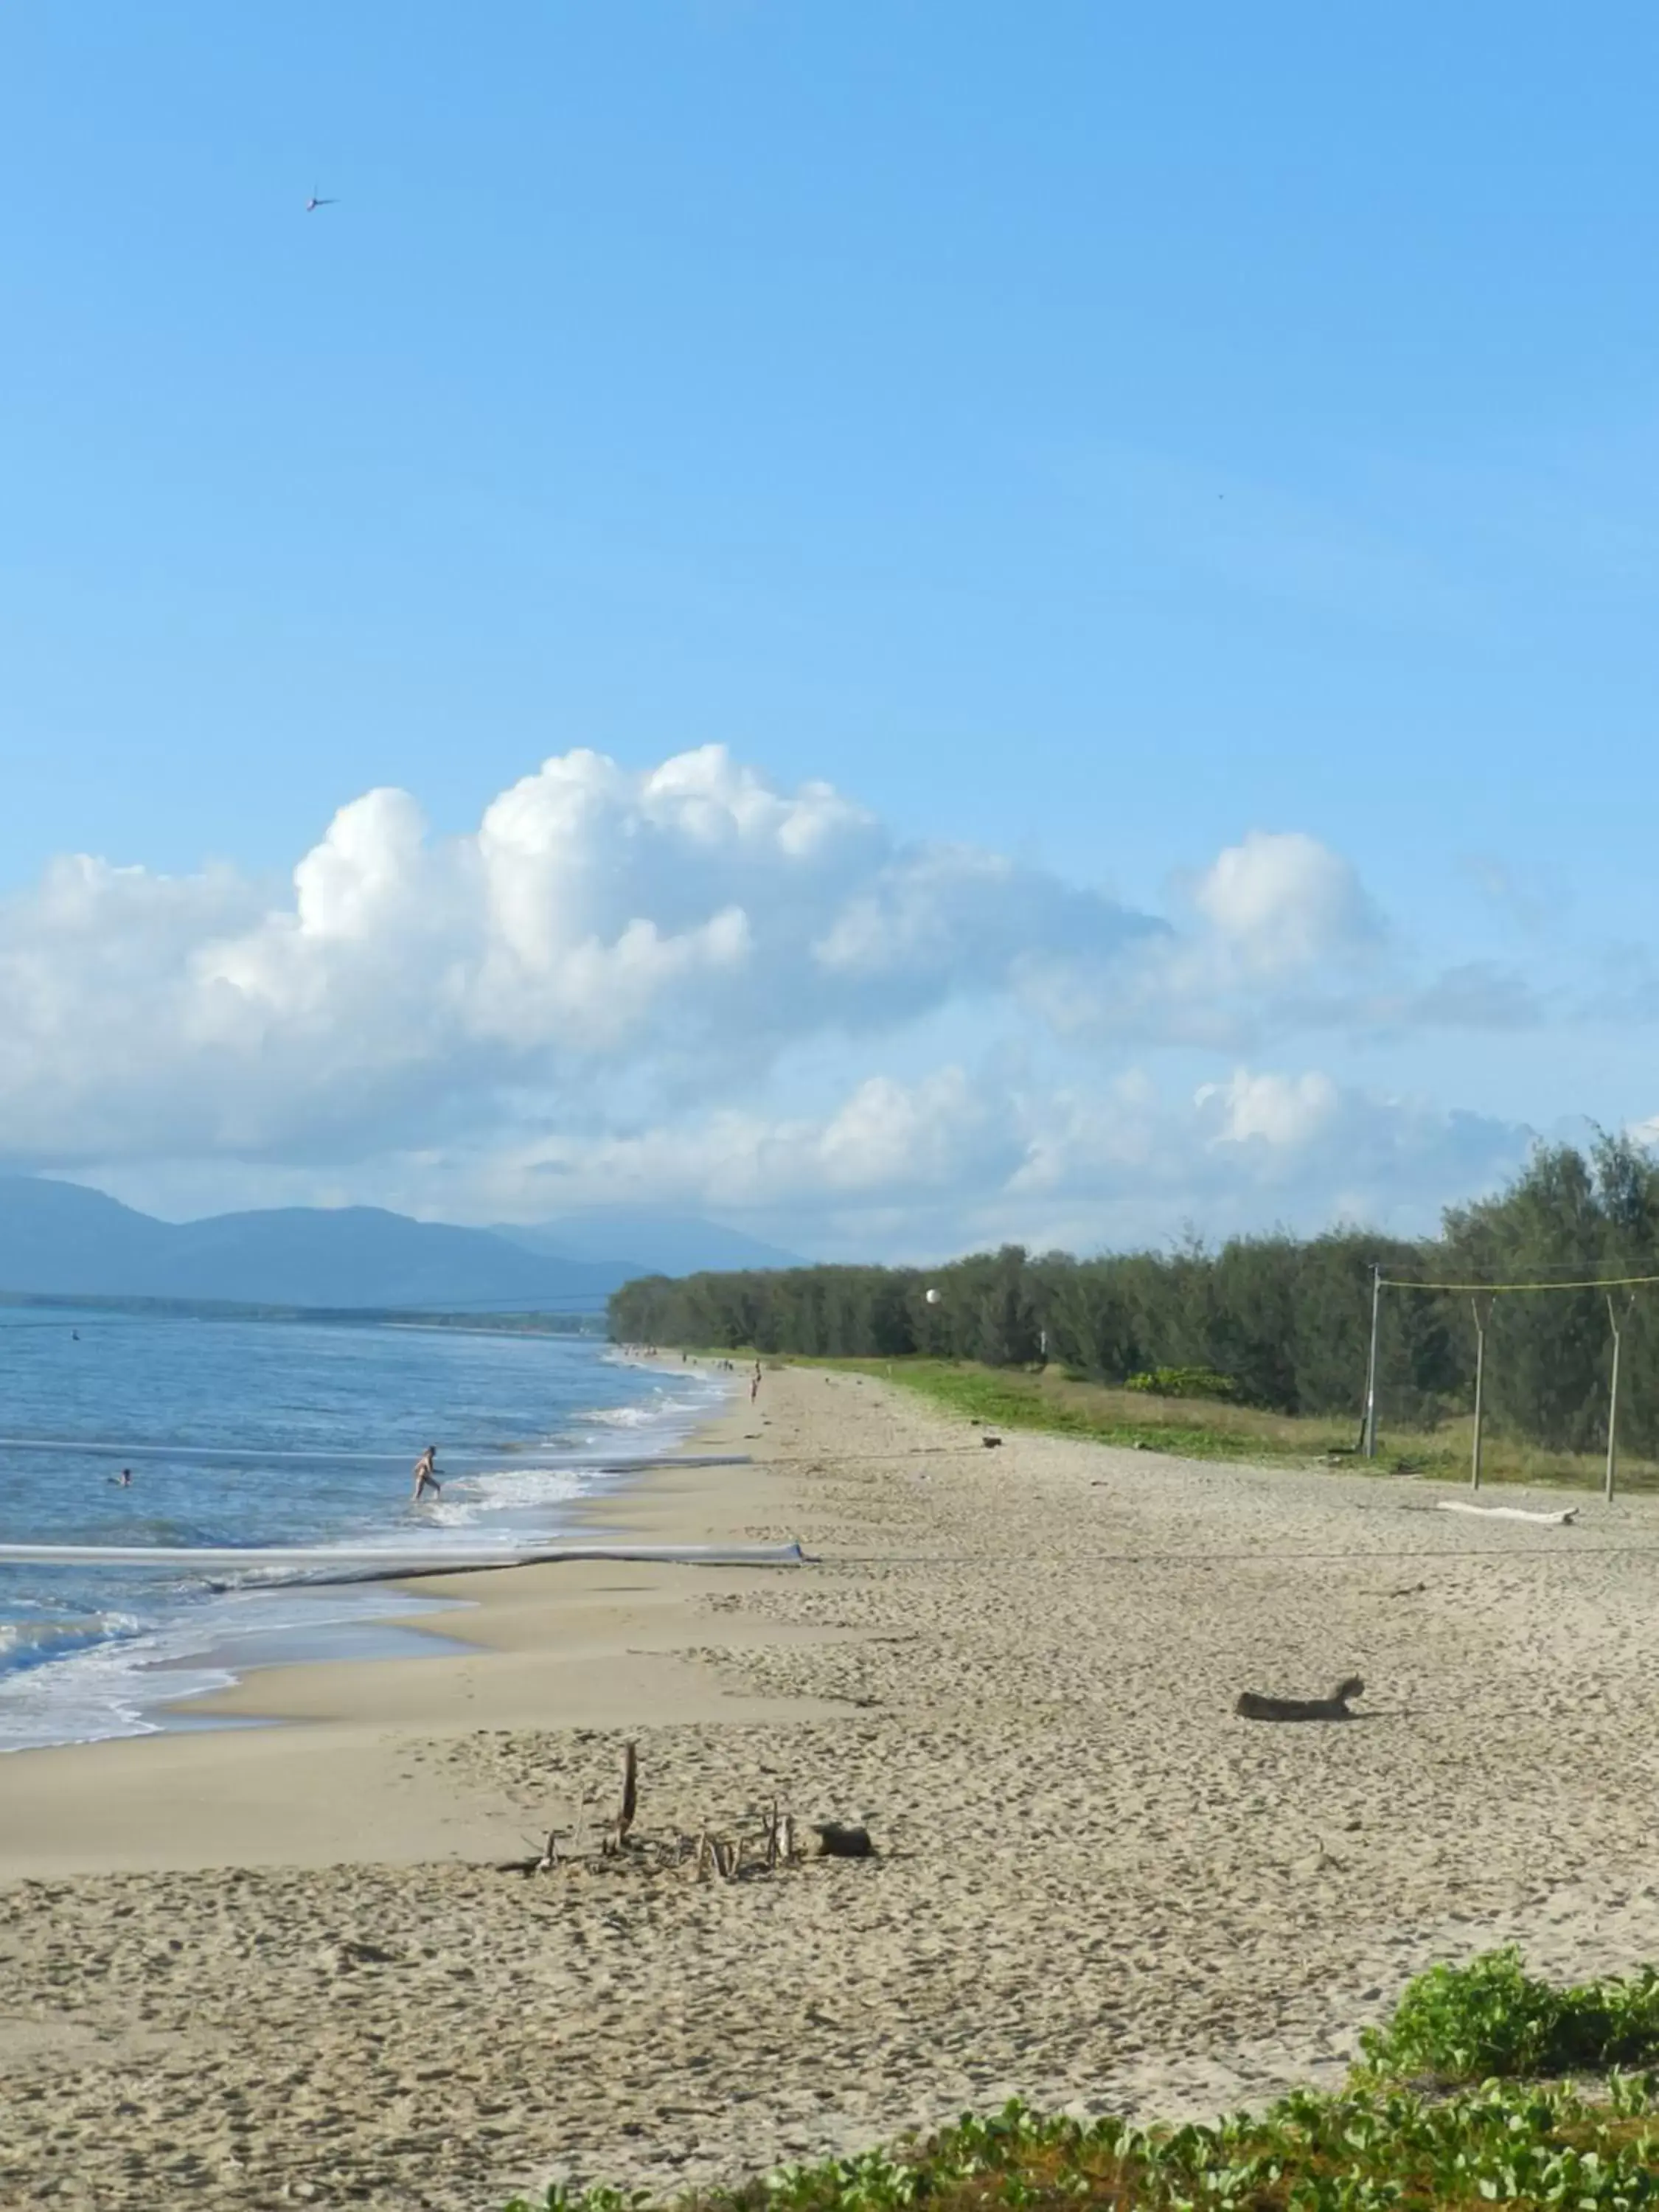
[1197,1067,1343,1149]
[1191,829,1382,975]
[0,744,1545,1251]
[0,745,1157,1167]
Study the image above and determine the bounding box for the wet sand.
[4,1365,1659,2211]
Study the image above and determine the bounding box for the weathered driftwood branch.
[600,1743,640,1856]
[1436,1500,1578,1526]
[609,1741,639,1851]
[499,1740,874,1879]
[1234,1674,1365,1723]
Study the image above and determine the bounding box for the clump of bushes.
[1357,1946,1659,2084]
[1123,1364,1241,1402]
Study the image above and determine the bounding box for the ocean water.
[0,1309,726,1753]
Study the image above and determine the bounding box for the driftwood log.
[1234,1674,1365,1723]
[1436,1501,1578,1527]
[804,1821,874,1858]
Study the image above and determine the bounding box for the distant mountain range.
[495,1209,800,1277]
[0,1178,801,1312]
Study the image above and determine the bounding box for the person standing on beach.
[411,1444,442,1501]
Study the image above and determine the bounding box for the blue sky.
[2,3,1655,1253]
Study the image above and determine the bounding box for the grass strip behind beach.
[507,1952,1659,2211]
[784,1356,1659,1492]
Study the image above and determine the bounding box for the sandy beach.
[5,1364,1659,2211]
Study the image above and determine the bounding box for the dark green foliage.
[1440,1135,1659,1450]
[1358,1948,1659,2085]
[610,1232,1433,1419]
[612,1139,1659,1442]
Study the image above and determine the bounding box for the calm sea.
[0,1308,725,1753]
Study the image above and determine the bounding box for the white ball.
[925,1287,942,1305]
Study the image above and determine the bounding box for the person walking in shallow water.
[411,1444,442,1502]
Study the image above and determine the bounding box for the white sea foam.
[0,1612,145,1667]
[420,1465,588,1528]
[0,1579,478,1753]
[0,1617,238,1752]
[0,1357,734,1753]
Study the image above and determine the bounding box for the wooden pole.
[1605,1294,1624,1504]
[1363,1265,1382,1458]
[1470,1298,1486,1492]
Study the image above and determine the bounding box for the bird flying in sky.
[304,191,337,213]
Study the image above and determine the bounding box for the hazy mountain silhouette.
[0,1178,629,1310]
[497,1208,801,1277]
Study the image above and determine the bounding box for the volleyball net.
[1362,1267,1659,1500]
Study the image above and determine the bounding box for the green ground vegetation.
[804,1357,1659,1492]
[506,1953,1659,2211]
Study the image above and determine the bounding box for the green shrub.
[1123,1364,1240,1402]
[1359,1947,1659,2084]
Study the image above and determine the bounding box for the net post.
[1470,1297,1486,1492]
[1604,1293,1624,1504]
[1362,1264,1382,1459]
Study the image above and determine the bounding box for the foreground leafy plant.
[1358,1948,1659,2085]
[506,2079,1659,2212]
[505,1957,1659,2211]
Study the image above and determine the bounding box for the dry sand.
[5,1365,1659,2211]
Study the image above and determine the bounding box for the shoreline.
[5,1366,1659,2208]
[0,1360,771,1874]
[0,1347,733,1770]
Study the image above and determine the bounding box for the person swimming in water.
[108,1467,132,1487]
[411,1444,442,1501]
